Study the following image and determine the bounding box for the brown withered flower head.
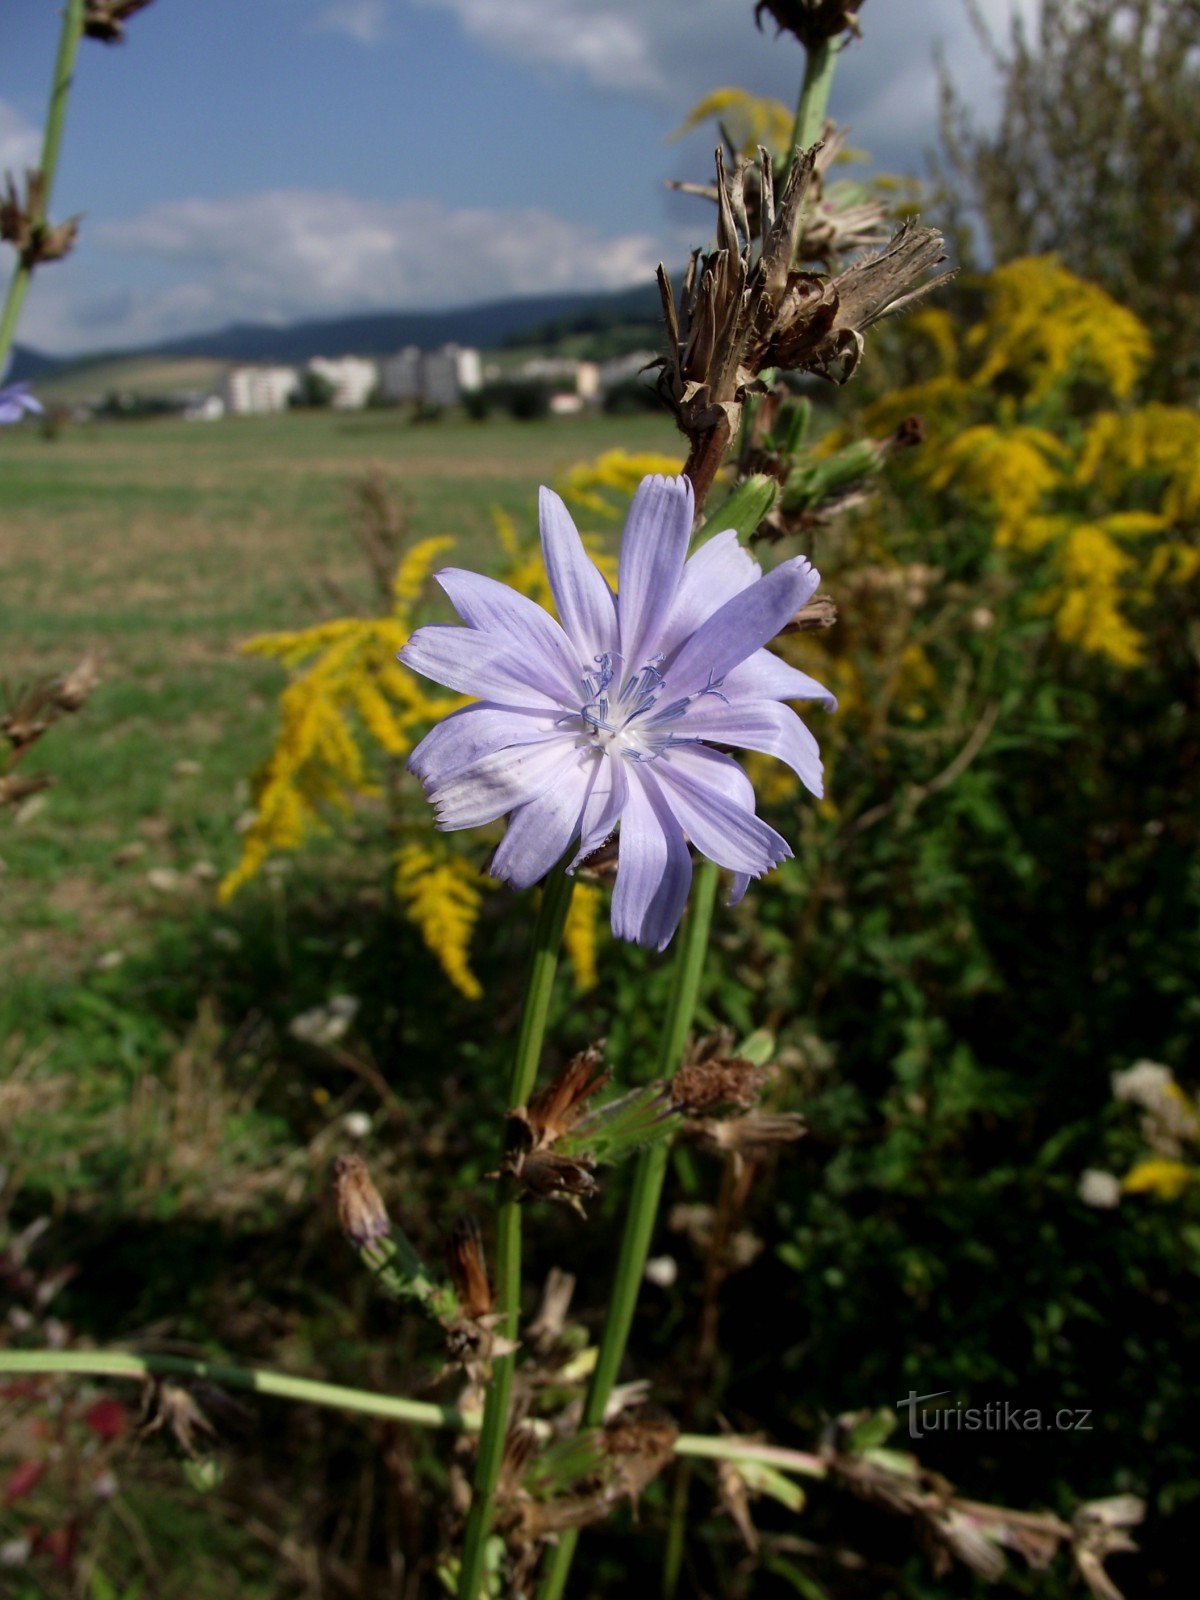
[500,1047,609,1211]
[783,591,839,632]
[700,1111,807,1156]
[671,126,889,268]
[52,651,102,713]
[2,656,101,754]
[2,678,59,753]
[756,0,866,47]
[655,145,948,506]
[84,0,157,44]
[331,1153,391,1249]
[445,1216,494,1322]
[671,1029,770,1117]
[500,1415,678,1551]
[138,1379,217,1460]
[1,171,80,268]
[0,771,53,810]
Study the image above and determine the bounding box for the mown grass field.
[0,409,677,1214]
[1,408,690,1597]
[1,409,677,967]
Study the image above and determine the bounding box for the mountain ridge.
[7,281,665,382]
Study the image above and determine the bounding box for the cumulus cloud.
[411,0,664,92]
[313,1,389,45]
[19,190,663,351]
[0,99,41,172]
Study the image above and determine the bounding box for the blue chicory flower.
[0,381,44,425]
[400,474,834,949]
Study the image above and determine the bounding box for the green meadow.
[1,410,676,974]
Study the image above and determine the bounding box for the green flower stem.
[673,1433,825,1478]
[0,1349,472,1432]
[0,0,85,374]
[0,1352,826,1485]
[790,35,840,156]
[537,858,719,1600]
[456,863,576,1600]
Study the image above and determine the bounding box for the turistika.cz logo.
[897,1390,1094,1440]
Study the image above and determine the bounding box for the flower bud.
[332,1153,390,1248]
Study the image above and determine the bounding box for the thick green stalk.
[0,0,85,374]
[537,859,719,1600]
[456,864,576,1600]
[0,1349,471,1431]
[790,35,839,155]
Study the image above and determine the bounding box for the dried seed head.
[602,1416,679,1503]
[331,1153,390,1248]
[755,0,867,47]
[525,1046,610,1145]
[138,1379,216,1459]
[52,652,102,714]
[702,1112,807,1153]
[669,126,888,268]
[0,771,53,809]
[575,832,619,880]
[525,1267,576,1358]
[784,592,839,632]
[84,0,157,44]
[445,1216,493,1320]
[511,1415,678,1543]
[500,1047,610,1210]
[0,172,80,267]
[2,678,59,751]
[655,146,948,504]
[513,1149,600,1214]
[671,1054,769,1117]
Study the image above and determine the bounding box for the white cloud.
[313,1,389,45]
[18,190,664,351]
[412,0,663,91]
[0,99,42,172]
[411,1,1041,158]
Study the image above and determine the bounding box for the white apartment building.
[378,343,483,406]
[223,365,299,415]
[378,346,423,404]
[518,357,600,400]
[306,356,378,410]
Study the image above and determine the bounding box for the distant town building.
[549,393,585,416]
[378,343,482,407]
[518,357,600,400]
[306,356,378,410]
[183,395,225,422]
[423,344,483,406]
[223,365,299,416]
[378,346,423,404]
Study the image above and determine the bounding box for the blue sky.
[1,0,1033,354]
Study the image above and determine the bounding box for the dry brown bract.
[445,1216,494,1322]
[0,172,80,267]
[500,1048,610,1211]
[671,126,889,268]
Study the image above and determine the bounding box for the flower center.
[576,652,726,761]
